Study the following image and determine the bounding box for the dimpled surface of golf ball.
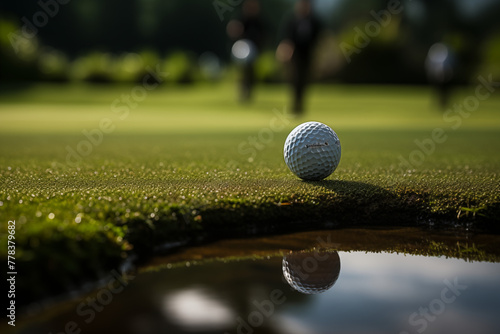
[282,251,341,294]
[284,121,341,180]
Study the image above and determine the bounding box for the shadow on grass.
[304,179,391,196]
[197,179,428,242]
[298,179,423,227]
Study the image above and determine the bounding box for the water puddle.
[13,228,500,334]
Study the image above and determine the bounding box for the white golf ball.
[284,121,341,181]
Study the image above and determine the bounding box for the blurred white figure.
[425,42,456,109]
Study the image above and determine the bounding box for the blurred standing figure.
[277,0,322,114]
[425,43,456,109]
[227,0,266,103]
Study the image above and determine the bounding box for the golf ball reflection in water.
[282,250,341,294]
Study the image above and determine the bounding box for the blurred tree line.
[1,0,499,84]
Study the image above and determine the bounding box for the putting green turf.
[0,82,499,302]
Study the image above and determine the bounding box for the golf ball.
[284,121,341,181]
[282,251,341,294]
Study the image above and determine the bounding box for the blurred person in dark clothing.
[227,0,266,103]
[425,42,456,109]
[277,0,322,114]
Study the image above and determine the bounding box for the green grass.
[0,82,499,303]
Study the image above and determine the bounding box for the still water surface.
[14,230,500,334]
